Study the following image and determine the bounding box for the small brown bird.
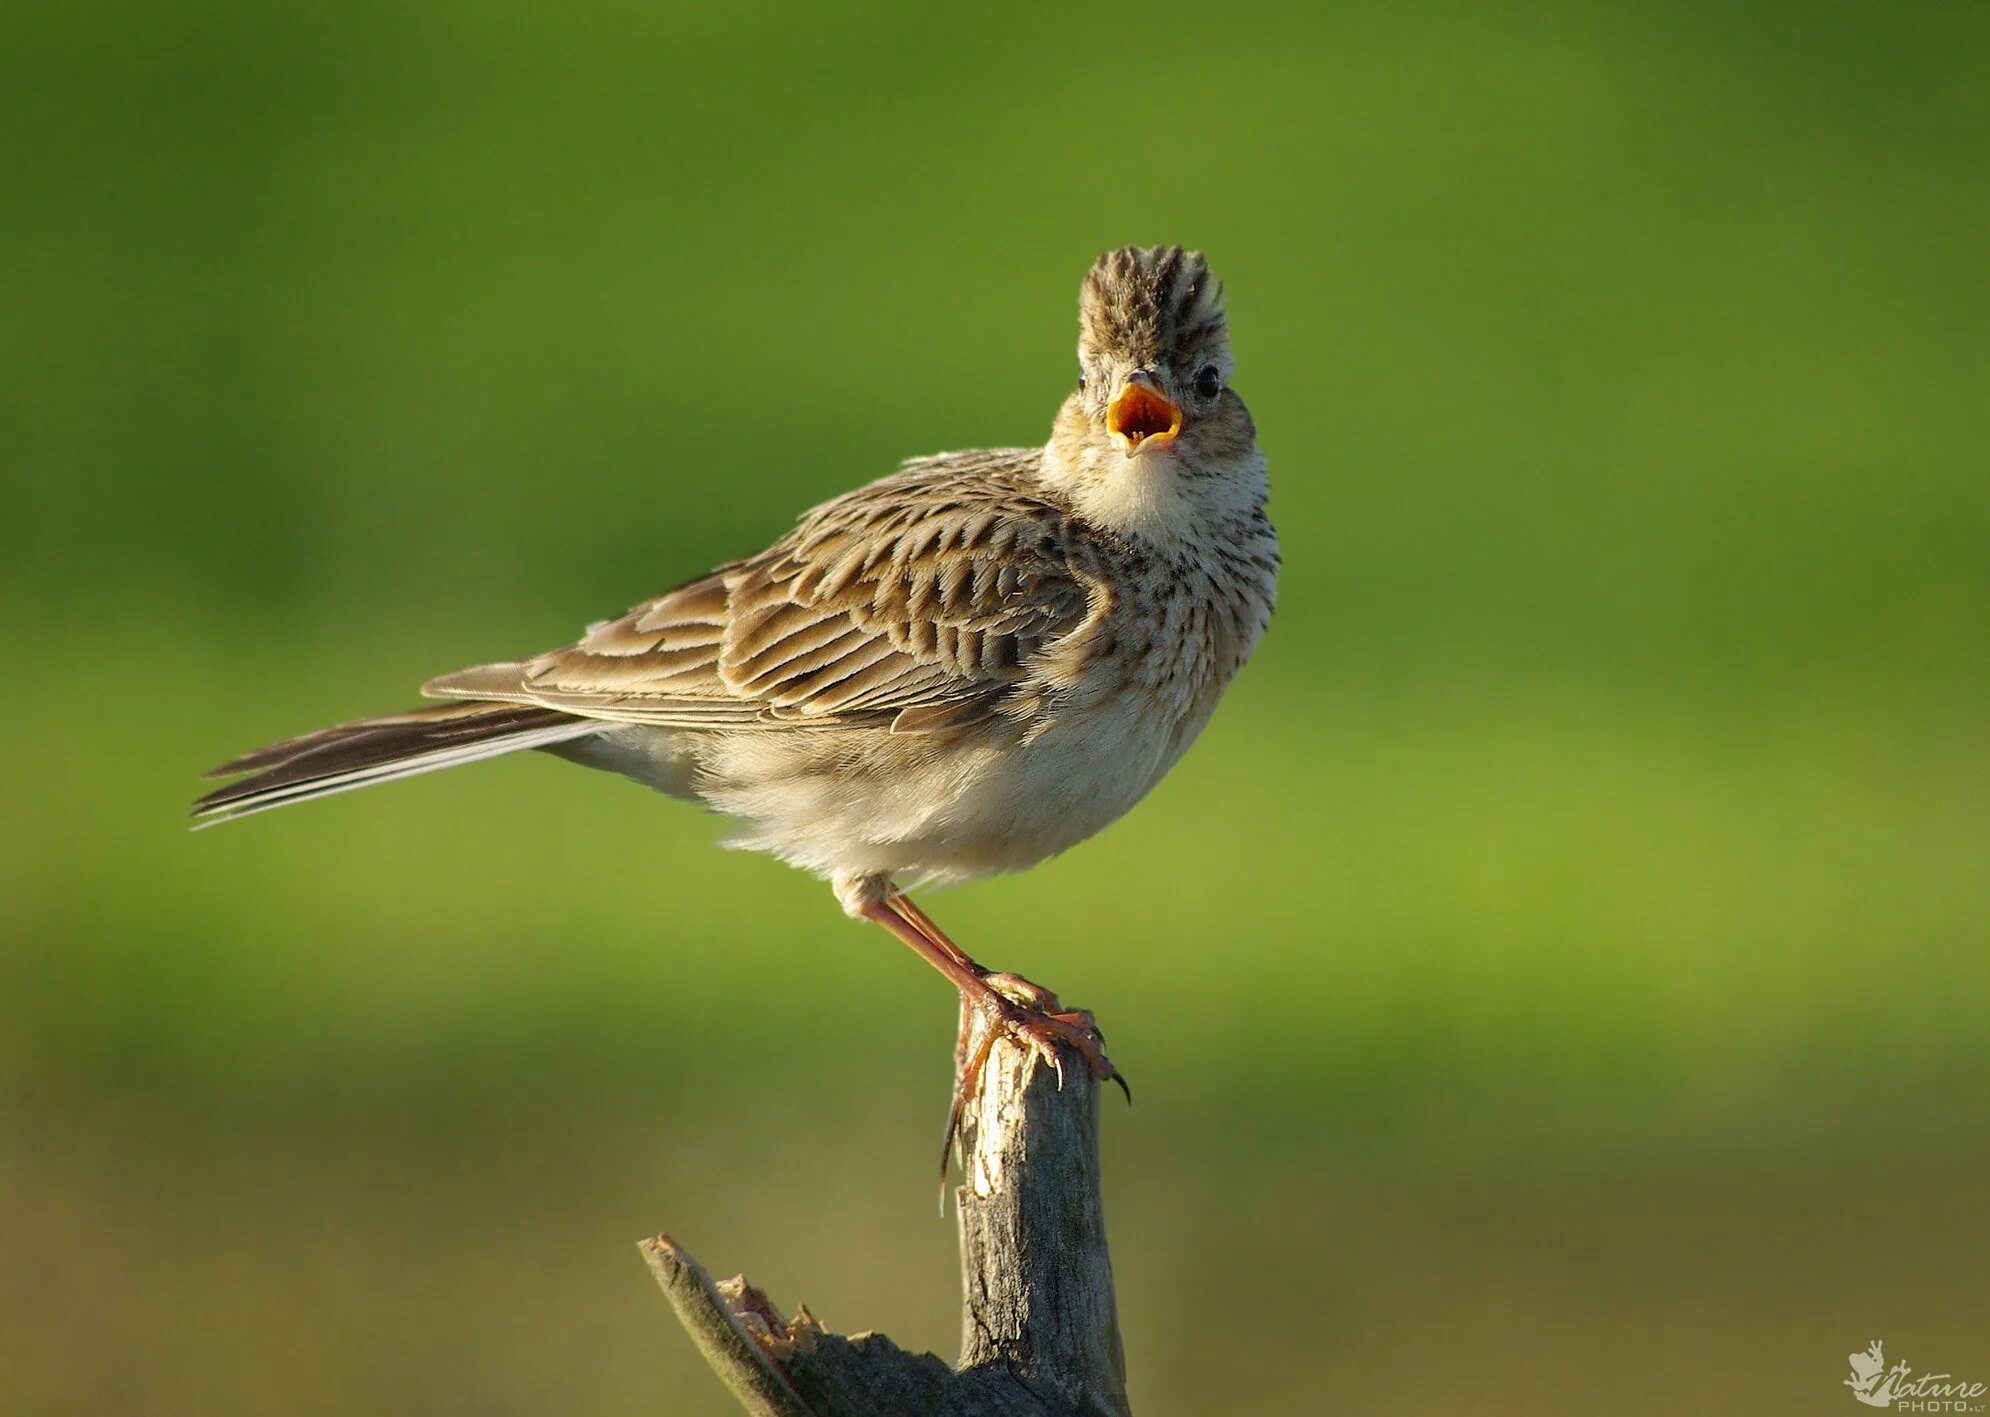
[197,245,1278,1135]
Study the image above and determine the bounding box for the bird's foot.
[940,971,1128,1182]
[972,971,1122,1092]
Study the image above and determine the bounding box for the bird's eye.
[1194,365,1223,399]
[1077,370,1088,391]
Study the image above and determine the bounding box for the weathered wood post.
[640,1001,1130,1417]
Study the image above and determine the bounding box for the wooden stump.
[641,1001,1130,1417]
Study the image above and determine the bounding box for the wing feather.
[422,450,1098,733]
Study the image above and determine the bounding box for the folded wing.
[423,454,1096,734]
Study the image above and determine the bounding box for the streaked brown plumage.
[197,245,1278,1140]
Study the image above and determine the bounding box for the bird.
[195,244,1279,1147]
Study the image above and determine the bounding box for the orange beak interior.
[1107,381,1183,453]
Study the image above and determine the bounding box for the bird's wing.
[423,454,1098,732]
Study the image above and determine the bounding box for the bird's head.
[1044,246,1260,534]
[1073,245,1237,456]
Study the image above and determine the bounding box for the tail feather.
[194,702,597,826]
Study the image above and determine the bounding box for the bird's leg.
[885,891,990,1082]
[858,889,1124,1172]
[894,889,1116,1086]
[880,887,1117,1082]
[883,888,980,976]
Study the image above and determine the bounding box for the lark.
[197,245,1279,1139]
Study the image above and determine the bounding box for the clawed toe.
[939,985,1127,1183]
[979,970,1064,1014]
[1043,1010,1128,1100]
[974,975,1117,1083]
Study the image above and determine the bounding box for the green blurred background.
[4,2,1986,1412]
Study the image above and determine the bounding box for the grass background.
[3,2,1986,1412]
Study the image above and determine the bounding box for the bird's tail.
[193,701,597,826]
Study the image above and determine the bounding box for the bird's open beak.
[1107,375,1182,456]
